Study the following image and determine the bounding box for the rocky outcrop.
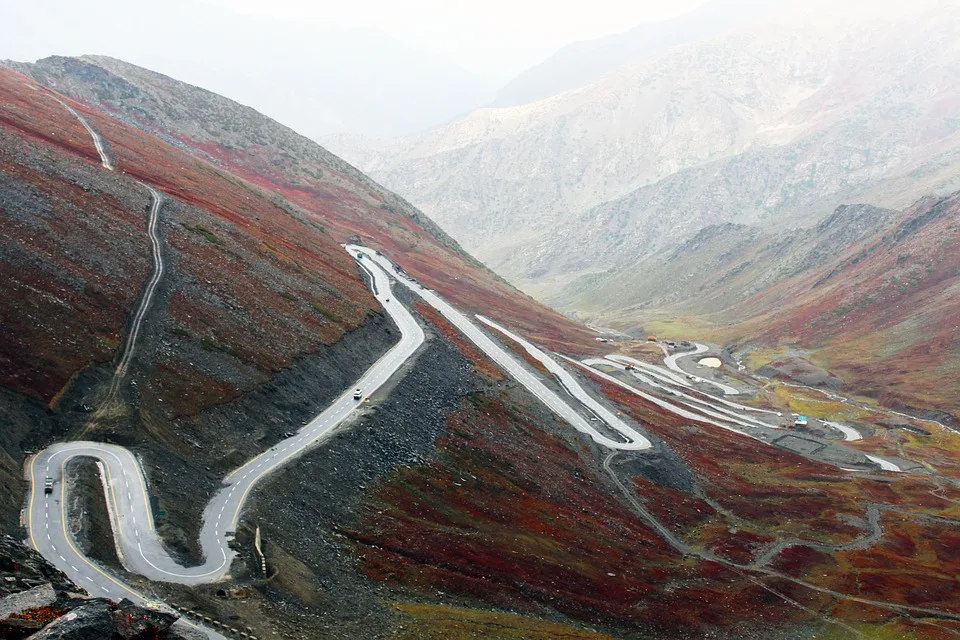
[111,599,178,639]
[0,583,56,618]
[27,600,116,640]
[0,537,181,640]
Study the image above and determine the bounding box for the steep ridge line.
[356,246,653,452]
[88,185,165,428]
[25,248,422,636]
[45,91,114,170]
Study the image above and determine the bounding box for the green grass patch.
[309,301,340,323]
[188,224,224,245]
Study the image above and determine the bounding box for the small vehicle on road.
[353,388,363,401]
[44,477,54,495]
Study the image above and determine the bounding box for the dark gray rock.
[111,598,177,639]
[29,600,116,640]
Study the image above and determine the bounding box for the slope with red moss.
[0,65,379,411]
[726,193,960,421]
[9,55,599,356]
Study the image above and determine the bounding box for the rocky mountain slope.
[579,193,960,422]
[724,193,960,422]
[326,0,960,307]
[3,56,960,640]
[492,0,787,108]
[1,0,494,137]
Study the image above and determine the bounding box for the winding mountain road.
[25,247,422,634]
[356,247,652,452]
[477,316,652,450]
[662,343,740,396]
[824,421,863,442]
[29,243,662,609]
[25,239,910,640]
[575,354,903,472]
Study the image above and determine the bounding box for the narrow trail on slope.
[46,93,114,170]
[602,452,960,630]
[27,249,423,640]
[86,186,164,431]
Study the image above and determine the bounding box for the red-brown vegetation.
[0,66,380,413]
[414,302,503,382]
[725,193,960,420]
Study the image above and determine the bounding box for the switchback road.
[356,247,652,451]
[25,247,423,637]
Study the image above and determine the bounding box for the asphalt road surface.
[355,246,652,451]
[570,354,902,472]
[662,343,740,396]
[25,247,423,636]
[477,315,652,450]
[24,241,900,640]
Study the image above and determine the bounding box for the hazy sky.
[0,0,713,136]
[204,0,709,74]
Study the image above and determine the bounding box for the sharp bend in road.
[662,343,741,396]
[355,247,653,452]
[560,354,762,442]
[607,354,693,389]
[582,358,777,432]
[573,356,903,473]
[476,315,652,451]
[824,421,863,442]
[866,455,901,472]
[26,247,424,636]
[604,358,779,417]
[90,186,165,423]
[48,94,114,170]
[24,243,901,637]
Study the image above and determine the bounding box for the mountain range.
[0,0,496,137]
[492,0,789,108]
[2,19,960,640]
[326,0,960,309]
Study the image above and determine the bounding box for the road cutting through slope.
[47,93,114,170]
[357,246,652,451]
[26,247,423,636]
[662,343,740,396]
